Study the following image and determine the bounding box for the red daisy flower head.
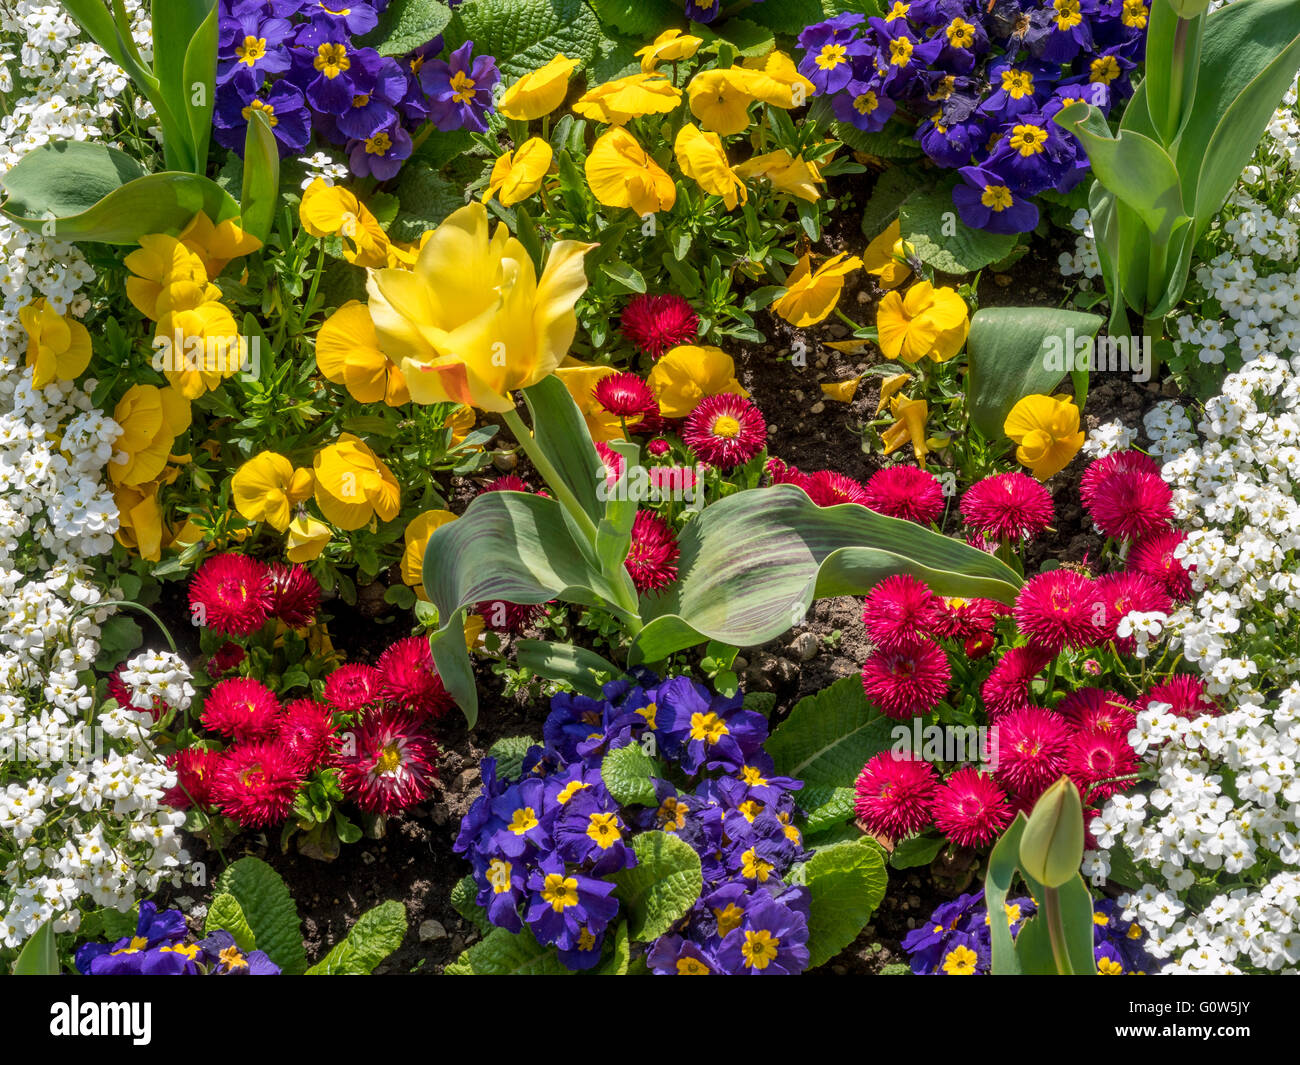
[277,698,340,773]
[860,638,951,719]
[211,741,303,827]
[205,641,246,679]
[338,707,439,815]
[854,751,938,840]
[992,706,1071,799]
[1144,674,1221,719]
[861,465,946,524]
[932,596,1006,640]
[1128,528,1194,600]
[480,475,532,494]
[766,456,810,490]
[681,393,767,470]
[1065,730,1138,802]
[200,677,282,743]
[625,510,679,594]
[1079,450,1162,512]
[1094,572,1172,652]
[932,768,1013,848]
[1013,569,1106,654]
[1089,470,1174,542]
[188,553,274,637]
[862,573,944,649]
[593,372,658,424]
[595,441,625,488]
[162,747,223,810]
[805,469,870,507]
[982,644,1054,719]
[965,632,996,658]
[646,438,672,458]
[376,636,453,718]
[1056,688,1137,737]
[620,293,700,359]
[960,472,1054,542]
[106,663,169,719]
[323,663,383,712]
[266,561,321,629]
[476,598,547,632]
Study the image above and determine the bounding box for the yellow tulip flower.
[687,68,760,136]
[231,451,315,532]
[19,298,92,388]
[585,127,677,217]
[882,395,931,464]
[299,178,390,268]
[365,201,592,411]
[499,54,580,121]
[573,72,681,125]
[109,384,192,487]
[124,235,211,320]
[733,149,825,201]
[862,219,913,290]
[876,281,970,364]
[315,300,410,406]
[485,137,553,206]
[312,433,402,530]
[636,29,703,73]
[178,212,262,277]
[1004,394,1085,480]
[286,514,333,563]
[554,361,623,442]
[401,508,459,599]
[155,300,245,399]
[771,251,864,327]
[674,123,747,210]
[740,50,816,108]
[646,345,749,419]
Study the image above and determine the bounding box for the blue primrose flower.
[714,893,810,975]
[952,165,1040,233]
[218,9,294,97]
[796,15,871,95]
[418,40,500,133]
[1024,0,1099,63]
[832,77,897,132]
[984,113,1077,195]
[214,80,312,155]
[524,855,620,957]
[198,930,283,974]
[74,901,189,975]
[347,120,413,179]
[290,23,384,115]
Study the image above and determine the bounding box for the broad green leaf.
[590,0,681,36]
[521,375,605,526]
[743,0,837,33]
[515,639,625,697]
[215,856,308,975]
[1011,875,1097,975]
[451,875,493,934]
[802,838,888,968]
[445,925,574,975]
[446,0,604,79]
[591,920,631,975]
[1141,0,1204,144]
[610,831,703,941]
[985,812,1028,974]
[205,893,256,953]
[487,735,541,781]
[180,3,219,171]
[889,833,946,870]
[966,306,1104,441]
[360,0,454,57]
[834,119,926,160]
[601,261,646,293]
[306,901,407,975]
[630,484,1022,664]
[11,921,58,975]
[690,18,777,59]
[860,165,920,240]
[601,743,658,807]
[240,109,280,245]
[595,438,639,581]
[389,166,468,241]
[2,140,144,217]
[899,179,1019,274]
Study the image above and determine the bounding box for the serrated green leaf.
[446,0,603,80]
[215,856,308,975]
[446,925,574,974]
[205,893,256,953]
[899,180,1019,274]
[860,166,919,239]
[306,901,407,975]
[589,0,680,36]
[742,690,777,718]
[488,735,541,782]
[833,119,925,160]
[889,833,945,870]
[451,874,493,934]
[610,831,702,941]
[601,743,658,807]
[802,838,888,968]
[359,0,453,57]
[389,166,468,242]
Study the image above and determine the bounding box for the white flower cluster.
[297,150,351,190]
[1057,207,1102,281]
[1082,419,1136,458]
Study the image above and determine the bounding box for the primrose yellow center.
[715,902,745,937]
[219,945,249,970]
[740,765,768,786]
[982,184,1014,211]
[889,37,914,66]
[487,858,513,893]
[690,711,730,744]
[1053,0,1083,29]
[885,1,910,20]
[1090,56,1120,84]
[1127,924,1143,940]
[741,929,780,970]
[657,796,688,831]
[315,42,351,79]
[677,956,710,974]
[586,812,621,848]
[508,806,539,835]
[557,780,589,804]
[241,99,278,126]
[942,945,978,975]
[352,94,371,108]
[1122,0,1148,27]
[450,70,477,104]
[1005,903,1022,924]
[111,935,149,955]
[366,132,393,156]
[1009,124,1047,156]
[375,743,401,773]
[637,702,658,729]
[1001,70,1034,99]
[1094,912,1110,925]
[947,18,975,47]
[1098,956,1124,974]
[711,415,742,439]
[854,91,879,115]
[541,872,579,912]
[738,799,764,823]
[237,36,267,65]
[816,44,847,70]
[741,846,774,882]
[161,943,200,960]
[577,926,597,951]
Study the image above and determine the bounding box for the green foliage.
[450,875,493,933]
[11,921,59,975]
[588,0,680,36]
[360,0,454,56]
[799,838,889,968]
[240,111,281,245]
[610,832,704,941]
[899,180,1019,274]
[214,857,308,975]
[889,834,946,870]
[601,743,659,807]
[487,736,542,782]
[205,894,257,953]
[446,925,575,974]
[446,0,604,79]
[305,901,407,974]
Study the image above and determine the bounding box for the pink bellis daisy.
[681,393,767,469]
[621,293,700,358]
[862,573,944,649]
[960,472,1054,542]
[1013,569,1106,654]
[861,465,945,523]
[337,708,439,815]
[861,638,951,719]
[932,768,1012,848]
[625,510,679,593]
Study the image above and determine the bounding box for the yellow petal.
[286,515,332,562]
[499,54,580,121]
[821,375,863,403]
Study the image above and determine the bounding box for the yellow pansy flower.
[876,281,970,363]
[299,178,390,268]
[178,212,262,277]
[573,72,681,125]
[155,300,245,398]
[499,54,580,120]
[447,404,477,446]
[862,219,913,290]
[740,49,816,108]
[674,123,747,210]
[286,514,332,562]
[882,394,930,464]
[875,372,912,415]
[733,149,825,201]
[124,235,212,321]
[312,433,402,530]
[113,479,167,562]
[366,202,592,411]
[463,612,486,651]
[19,298,92,388]
[771,251,863,327]
[585,127,677,217]
[636,29,703,72]
[484,137,553,206]
[315,300,410,406]
[109,384,192,487]
[686,68,760,136]
[1004,394,1085,480]
[646,345,749,419]
[401,508,459,599]
[554,360,623,442]
[231,451,315,532]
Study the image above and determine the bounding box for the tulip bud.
[1019,776,1084,888]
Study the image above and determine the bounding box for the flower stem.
[1044,886,1076,975]
[499,405,599,545]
